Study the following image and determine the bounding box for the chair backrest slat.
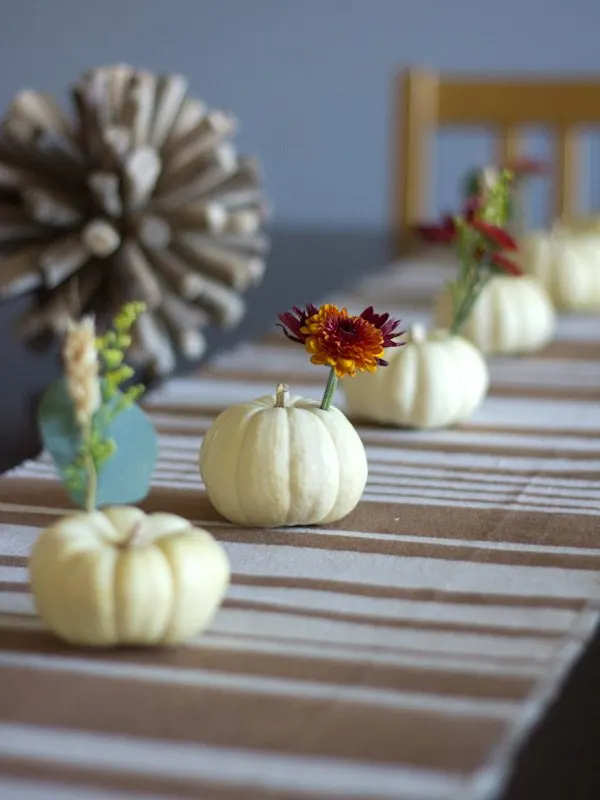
[394,68,600,254]
[497,126,521,164]
[554,126,579,219]
[438,78,600,125]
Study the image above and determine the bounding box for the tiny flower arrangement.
[199,304,402,528]
[340,176,525,429]
[424,163,556,357]
[30,303,230,649]
[417,168,522,334]
[277,303,404,409]
[45,302,154,511]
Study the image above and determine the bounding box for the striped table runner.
[0,258,599,800]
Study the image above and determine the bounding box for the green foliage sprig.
[448,170,523,334]
[97,301,146,416]
[38,301,158,513]
[64,302,147,511]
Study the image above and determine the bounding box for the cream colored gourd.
[29,507,230,647]
[199,384,368,527]
[434,275,556,355]
[519,227,600,310]
[343,325,489,429]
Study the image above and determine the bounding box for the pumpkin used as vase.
[434,274,556,355]
[342,325,489,429]
[518,227,600,311]
[199,383,368,527]
[30,506,230,647]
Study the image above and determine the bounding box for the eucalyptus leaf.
[38,378,158,509]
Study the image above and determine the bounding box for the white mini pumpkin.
[199,384,367,527]
[434,275,556,355]
[342,325,489,429]
[29,506,230,647]
[519,227,600,310]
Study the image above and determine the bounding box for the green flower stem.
[450,280,478,335]
[449,168,515,335]
[449,220,491,336]
[320,368,338,411]
[84,422,97,513]
[450,274,489,336]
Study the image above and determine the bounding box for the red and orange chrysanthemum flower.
[278,303,403,379]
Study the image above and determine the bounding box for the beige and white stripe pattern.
[0,257,598,799]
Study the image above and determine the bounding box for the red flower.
[490,252,523,276]
[471,245,522,276]
[469,219,517,251]
[414,194,483,245]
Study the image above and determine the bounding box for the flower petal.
[503,158,549,176]
[360,306,388,327]
[277,304,320,345]
[413,216,456,244]
[469,219,518,251]
[360,306,404,348]
[275,323,304,344]
[491,252,523,276]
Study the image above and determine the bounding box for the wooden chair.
[393,68,600,254]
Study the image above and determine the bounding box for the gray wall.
[2,0,600,227]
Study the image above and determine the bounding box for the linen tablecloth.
[0,259,599,800]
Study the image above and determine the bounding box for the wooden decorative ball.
[0,64,270,376]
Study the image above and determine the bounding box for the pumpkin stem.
[274,383,289,408]
[122,519,147,548]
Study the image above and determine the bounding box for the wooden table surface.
[0,226,598,799]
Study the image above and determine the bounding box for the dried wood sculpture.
[0,64,270,376]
